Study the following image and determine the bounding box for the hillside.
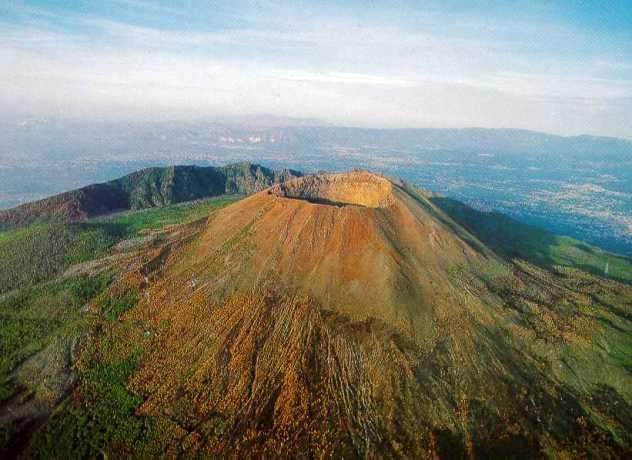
[431,196,632,283]
[0,162,301,228]
[0,196,240,296]
[1,172,630,458]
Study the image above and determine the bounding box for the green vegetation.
[24,281,180,459]
[92,195,237,234]
[28,351,145,459]
[432,197,632,283]
[0,195,235,393]
[63,223,126,265]
[0,195,238,456]
[0,196,238,456]
[0,162,299,229]
[0,223,74,295]
[0,274,113,401]
[0,196,237,295]
[103,291,139,321]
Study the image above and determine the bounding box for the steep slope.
[84,172,630,458]
[0,163,301,228]
[187,172,492,337]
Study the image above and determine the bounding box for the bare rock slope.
[113,172,631,457]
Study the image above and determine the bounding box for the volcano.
[191,172,493,336]
[94,172,629,457]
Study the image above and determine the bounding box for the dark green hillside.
[0,163,300,228]
[431,196,632,283]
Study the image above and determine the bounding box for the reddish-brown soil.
[112,172,629,458]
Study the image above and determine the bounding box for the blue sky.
[1,0,631,137]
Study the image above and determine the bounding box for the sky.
[1,0,631,138]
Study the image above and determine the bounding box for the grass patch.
[0,222,121,295]
[0,223,72,295]
[92,195,238,236]
[26,301,166,458]
[103,292,139,321]
[0,274,113,402]
[63,223,127,265]
[0,196,238,452]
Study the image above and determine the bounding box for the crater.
[269,172,394,208]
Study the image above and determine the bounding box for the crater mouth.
[269,172,393,208]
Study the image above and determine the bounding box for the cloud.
[90,19,314,49]
[0,4,631,138]
[279,71,416,87]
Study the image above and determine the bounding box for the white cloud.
[0,12,631,138]
[279,71,415,87]
[90,19,313,49]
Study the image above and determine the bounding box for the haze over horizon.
[1,0,631,139]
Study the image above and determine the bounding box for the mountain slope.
[0,163,301,228]
[0,196,238,296]
[3,122,631,253]
[74,172,629,457]
[430,196,632,283]
[187,172,492,335]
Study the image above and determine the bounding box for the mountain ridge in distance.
[0,162,302,228]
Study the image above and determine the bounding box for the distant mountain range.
[2,117,631,166]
